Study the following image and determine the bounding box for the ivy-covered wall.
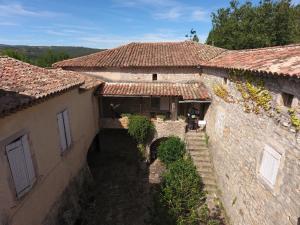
[200,67,300,225]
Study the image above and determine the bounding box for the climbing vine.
[213,83,234,103]
[288,109,300,130]
[228,70,272,114]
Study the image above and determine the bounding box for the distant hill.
[0,44,103,60]
[0,44,105,67]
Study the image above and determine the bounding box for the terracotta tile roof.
[53,41,226,68]
[203,44,300,78]
[100,82,210,100]
[0,56,103,117]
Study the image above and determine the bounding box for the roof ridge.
[232,43,300,52]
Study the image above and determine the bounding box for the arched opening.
[149,137,168,163]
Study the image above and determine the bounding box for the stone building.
[54,42,300,225]
[0,57,102,225]
[53,42,225,124]
[199,44,300,225]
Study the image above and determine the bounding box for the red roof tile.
[53,41,226,68]
[203,44,300,78]
[100,82,210,100]
[0,56,103,117]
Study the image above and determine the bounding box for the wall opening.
[149,137,168,163]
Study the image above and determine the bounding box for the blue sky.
[0,0,299,49]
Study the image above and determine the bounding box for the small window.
[151,97,160,109]
[152,74,157,81]
[6,134,36,198]
[259,145,281,188]
[282,92,294,107]
[57,110,72,153]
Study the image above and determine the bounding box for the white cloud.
[0,21,18,26]
[113,0,209,22]
[292,0,300,4]
[0,3,64,17]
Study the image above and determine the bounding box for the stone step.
[190,155,211,162]
[204,184,218,193]
[186,133,206,138]
[187,147,209,153]
[197,166,214,174]
[189,151,210,157]
[186,136,206,141]
[202,176,217,185]
[198,172,216,179]
[193,161,212,168]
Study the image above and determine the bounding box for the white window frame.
[57,109,72,153]
[5,134,36,198]
[259,145,281,188]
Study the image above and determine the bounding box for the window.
[152,74,157,81]
[6,135,35,198]
[259,145,281,188]
[282,92,294,107]
[151,97,160,109]
[57,110,72,153]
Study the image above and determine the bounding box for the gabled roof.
[0,56,103,117]
[202,44,300,78]
[100,82,210,100]
[53,41,226,69]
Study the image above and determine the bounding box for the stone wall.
[152,119,186,141]
[200,67,300,225]
[73,67,201,83]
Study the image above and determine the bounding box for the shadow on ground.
[82,129,164,225]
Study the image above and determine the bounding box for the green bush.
[157,136,186,165]
[128,115,154,144]
[158,158,205,225]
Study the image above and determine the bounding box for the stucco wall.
[71,67,201,83]
[200,68,300,225]
[0,88,99,225]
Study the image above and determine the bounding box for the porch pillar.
[171,97,178,121]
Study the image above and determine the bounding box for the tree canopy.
[206,0,300,49]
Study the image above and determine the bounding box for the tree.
[1,49,29,62]
[185,29,200,42]
[35,50,69,68]
[206,0,300,49]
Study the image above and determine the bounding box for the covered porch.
[98,82,211,128]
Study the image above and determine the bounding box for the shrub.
[127,115,154,144]
[158,158,205,225]
[157,136,186,165]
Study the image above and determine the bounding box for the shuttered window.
[259,145,281,188]
[6,135,36,198]
[57,110,72,153]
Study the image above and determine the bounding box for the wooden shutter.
[259,145,281,187]
[62,110,72,147]
[6,139,30,197]
[21,135,36,184]
[57,112,67,152]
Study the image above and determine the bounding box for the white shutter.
[63,110,72,147]
[6,139,30,197]
[259,145,281,187]
[57,112,67,152]
[21,135,36,184]
[160,97,169,110]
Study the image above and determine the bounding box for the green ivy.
[288,109,300,130]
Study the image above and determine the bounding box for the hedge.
[127,115,154,144]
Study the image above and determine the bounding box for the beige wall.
[200,68,300,225]
[0,88,99,225]
[70,67,201,83]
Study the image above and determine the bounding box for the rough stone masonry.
[200,67,300,225]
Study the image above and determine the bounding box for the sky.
[0,0,299,49]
